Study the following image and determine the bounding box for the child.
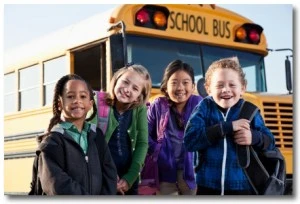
[94,64,152,195]
[184,57,275,195]
[38,74,117,195]
[147,60,202,195]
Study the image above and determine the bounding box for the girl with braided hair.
[37,74,117,195]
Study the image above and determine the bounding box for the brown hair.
[204,56,247,91]
[106,64,152,110]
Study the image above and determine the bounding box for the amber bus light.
[235,27,247,41]
[153,11,167,27]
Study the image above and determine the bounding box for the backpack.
[237,101,286,195]
[139,98,169,195]
[95,91,110,135]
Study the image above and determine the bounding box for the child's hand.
[234,129,252,145]
[117,178,129,195]
[232,119,250,131]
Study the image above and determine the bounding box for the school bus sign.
[169,11,231,39]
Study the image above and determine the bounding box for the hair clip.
[125,62,134,68]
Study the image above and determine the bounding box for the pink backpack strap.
[96,91,110,134]
[157,98,169,142]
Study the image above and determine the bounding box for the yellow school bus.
[4,4,293,195]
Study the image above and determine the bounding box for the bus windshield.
[126,35,267,92]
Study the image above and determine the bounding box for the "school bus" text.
[169,11,231,39]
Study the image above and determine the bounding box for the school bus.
[4,4,293,195]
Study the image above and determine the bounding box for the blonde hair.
[204,56,247,91]
[106,64,152,109]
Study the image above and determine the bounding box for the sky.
[3,3,295,94]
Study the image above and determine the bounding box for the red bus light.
[135,5,169,30]
[249,29,260,44]
[136,9,150,24]
[234,23,263,45]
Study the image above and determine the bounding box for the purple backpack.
[139,98,169,195]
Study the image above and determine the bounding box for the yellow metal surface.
[4,158,34,194]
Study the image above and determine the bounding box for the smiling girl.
[94,64,152,195]
[147,60,202,195]
[38,74,117,195]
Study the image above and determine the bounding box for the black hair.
[46,74,97,134]
[160,59,195,97]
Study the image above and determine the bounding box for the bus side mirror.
[109,33,125,73]
[285,57,292,94]
[197,78,208,98]
[108,21,128,73]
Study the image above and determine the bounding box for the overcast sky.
[3,3,295,94]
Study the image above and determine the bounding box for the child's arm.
[249,111,275,150]
[233,128,252,145]
[232,119,250,131]
[122,105,149,188]
[184,100,218,152]
[233,110,275,150]
[232,118,251,145]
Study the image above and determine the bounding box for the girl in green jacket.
[94,64,152,195]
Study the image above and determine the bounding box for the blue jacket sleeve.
[250,110,275,151]
[184,100,213,152]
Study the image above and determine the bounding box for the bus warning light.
[135,5,169,30]
[249,29,260,44]
[234,23,263,45]
[153,11,167,28]
[235,27,247,41]
[136,9,150,24]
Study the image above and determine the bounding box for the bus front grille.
[262,102,293,148]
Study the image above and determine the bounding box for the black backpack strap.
[236,101,259,168]
[237,101,286,195]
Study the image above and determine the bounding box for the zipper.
[85,153,92,194]
[220,108,230,196]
